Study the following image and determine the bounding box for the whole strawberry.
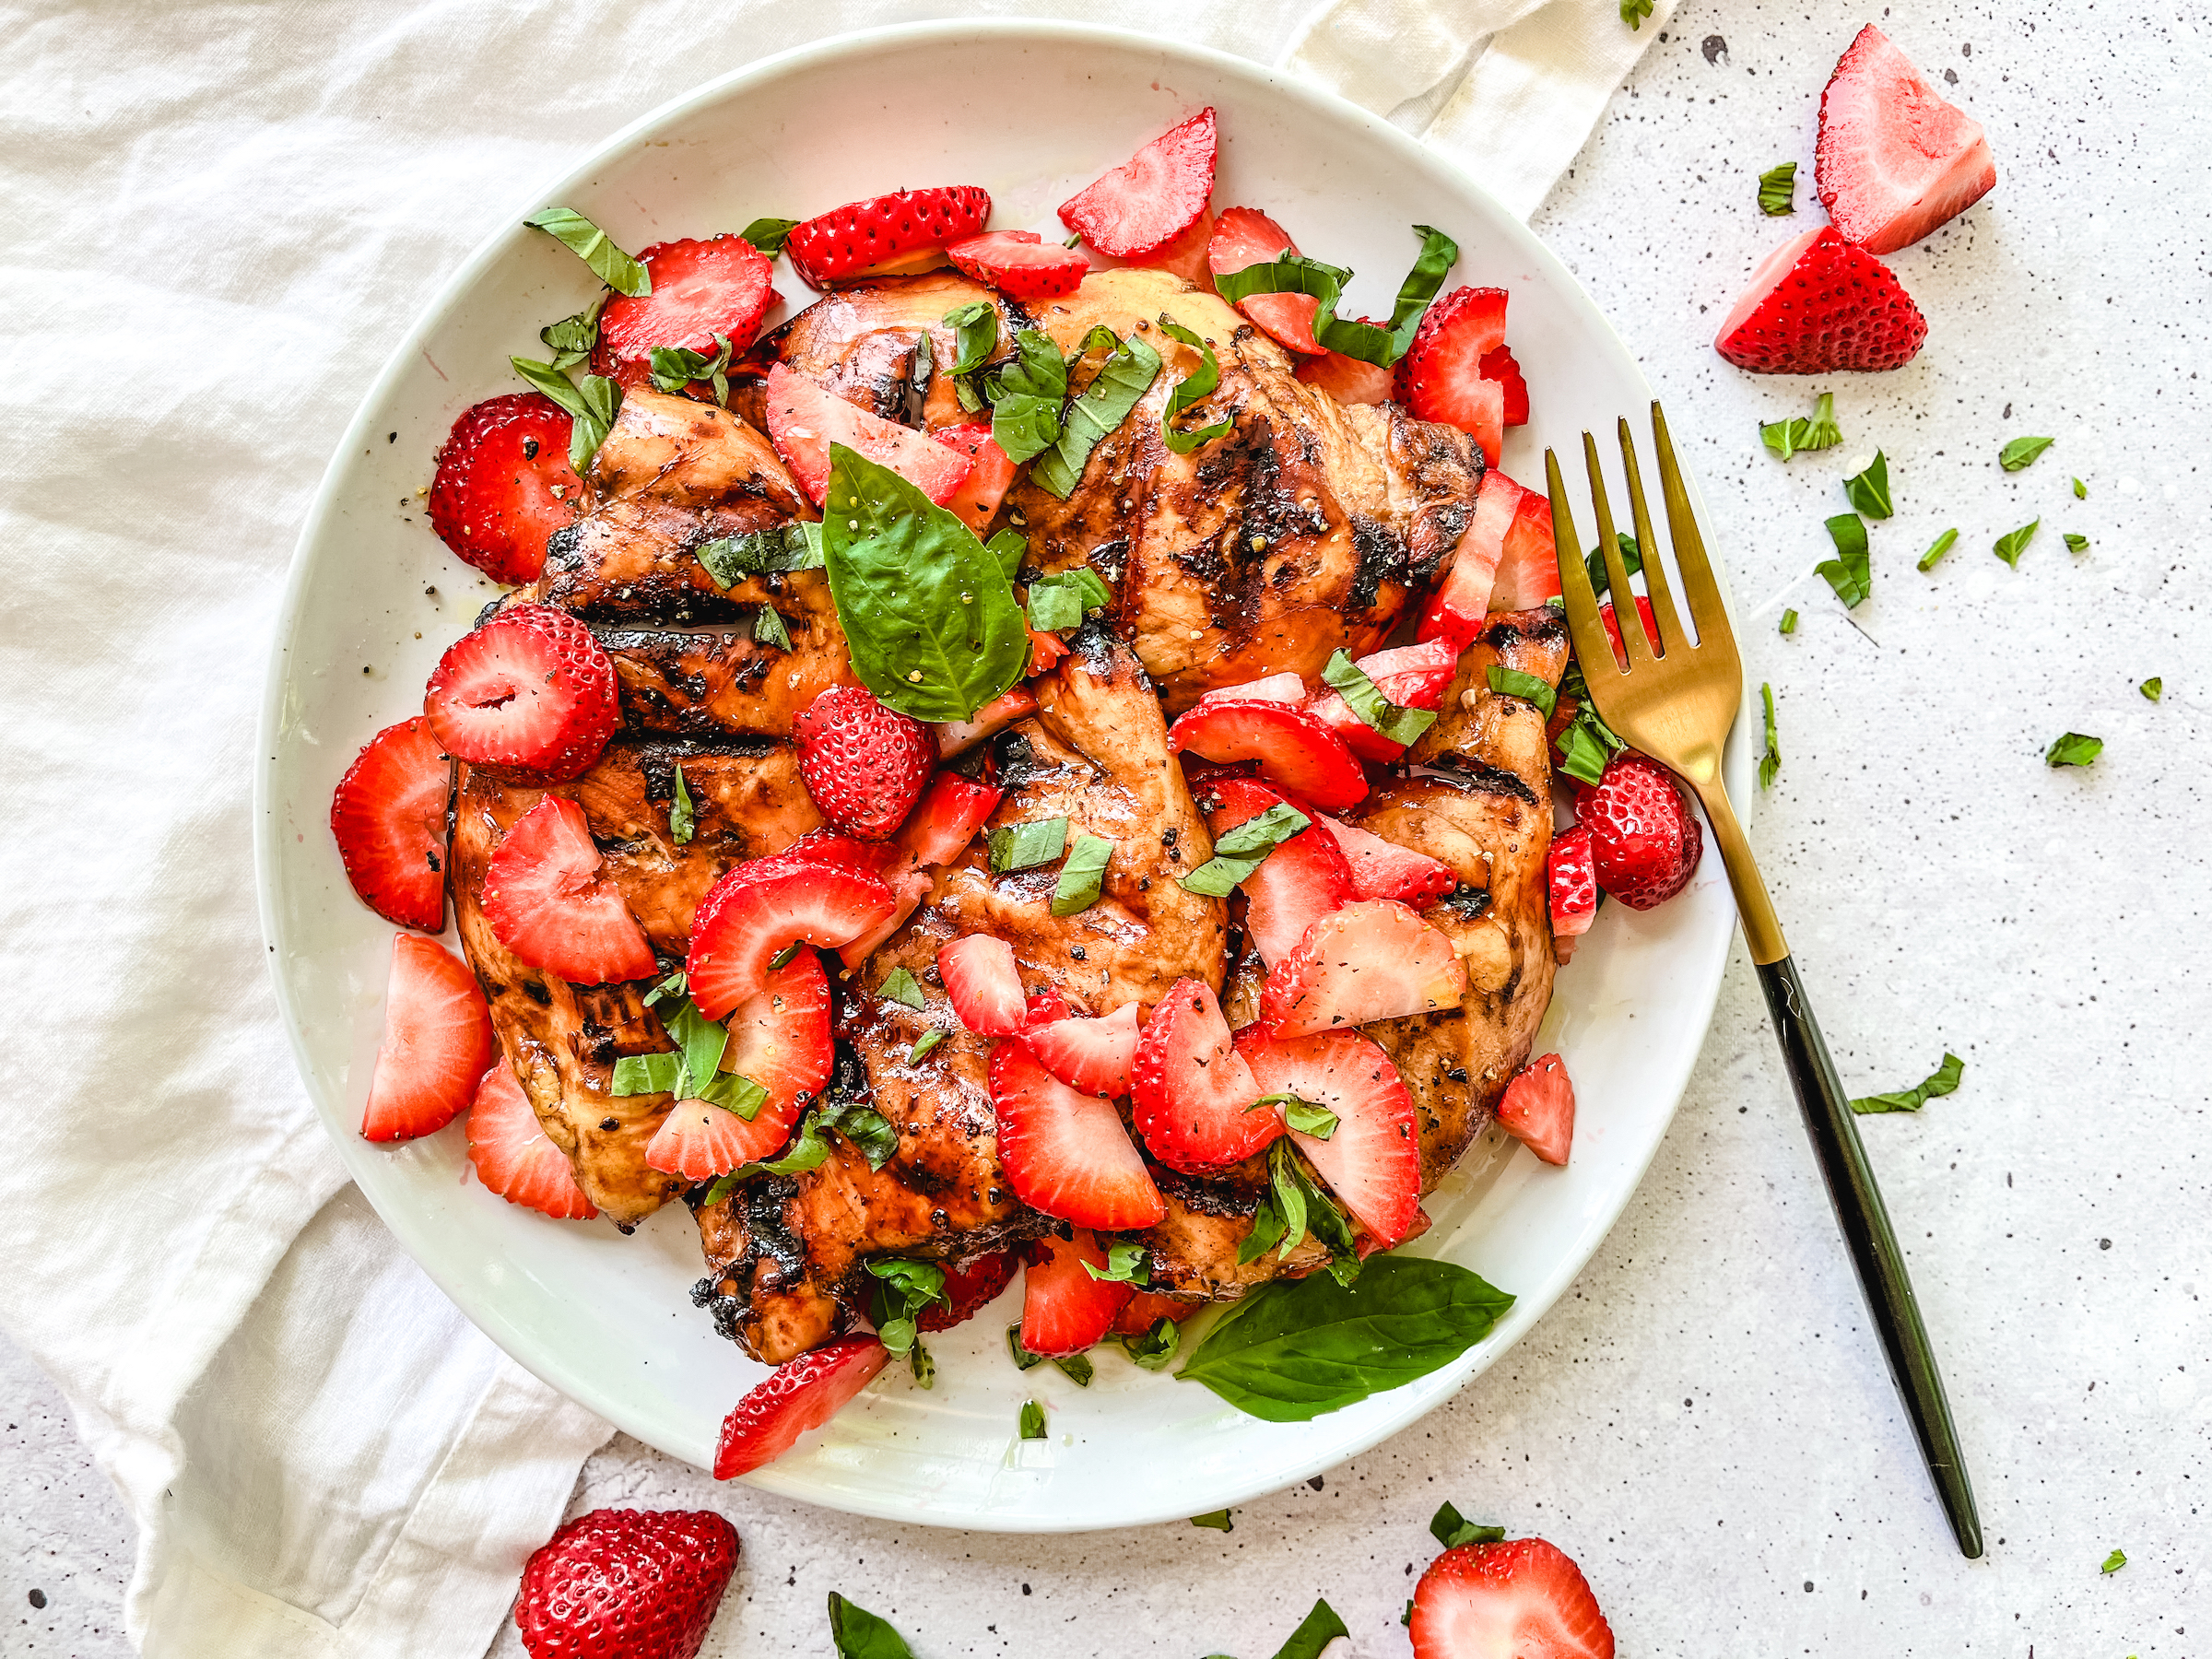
[515,1508,738,1659]
[1580,749,1701,910]
[793,684,933,840]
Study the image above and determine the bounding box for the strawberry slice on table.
[1581,749,1702,910]
[1025,1002,1142,1098]
[917,1250,1018,1332]
[1260,900,1467,1039]
[897,771,1003,867]
[482,797,657,986]
[712,1335,889,1479]
[330,716,451,932]
[361,934,495,1143]
[1498,1053,1576,1165]
[761,363,973,506]
[938,934,1028,1038]
[1131,977,1277,1173]
[1410,1537,1616,1659]
[931,420,1018,533]
[1207,206,1322,355]
[783,186,992,288]
[1059,107,1217,260]
[947,230,1089,300]
[647,949,832,1179]
[793,683,935,840]
[422,603,619,784]
[1547,823,1597,948]
[991,1039,1165,1230]
[1236,1027,1421,1245]
[1295,345,1394,406]
[596,235,779,384]
[1817,24,1996,255]
[466,1061,598,1218]
[1304,639,1458,764]
[686,861,899,1020]
[1018,1230,1135,1356]
[515,1506,737,1659]
[1480,345,1530,426]
[427,393,582,584]
[1203,785,1350,964]
[1315,815,1456,908]
[1396,286,1510,465]
[1166,699,1368,813]
[1713,225,1928,373]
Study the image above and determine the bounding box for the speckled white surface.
[6,3,2209,1655]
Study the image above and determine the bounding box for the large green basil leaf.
[1028,332,1160,500]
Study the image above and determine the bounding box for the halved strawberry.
[1816,24,1996,255]
[1714,226,1928,374]
[898,771,1003,867]
[362,934,495,1142]
[1295,348,1394,405]
[1498,1053,1576,1165]
[939,935,1027,1038]
[931,421,1018,533]
[427,393,582,584]
[597,236,778,383]
[1110,1291,1201,1337]
[1025,1002,1142,1098]
[1207,206,1321,355]
[712,1336,889,1479]
[1194,671,1307,707]
[1410,1537,1615,1659]
[1304,639,1459,764]
[917,1251,1019,1332]
[686,861,898,1019]
[933,685,1039,759]
[465,1060,597,1218]
[1547,824,1597,943]
[1018,1230,1135,1356]
[1485,476,1563,613]
[762,363,973,506]
[1166,700,1367,813]
[422,603,618,784]
[947,230,1089,300]
[991,1039,1164,1229]
[1396,287,1508,465]
[1260,900,1467,1038]
[1316,816,1456,907]
[1236,1028,1420,1245]
[794,683,935,841]
[1059,108,1217,261]
[482,797,656,986]
[331,716,451,931]
[784,187,992,288]
[1204,788,1349,964]
[1131,978,1275,1173]
[1480,346,1530,426]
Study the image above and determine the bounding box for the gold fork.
[1547,405,1983,1559]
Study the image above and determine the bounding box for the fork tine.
[1650,402,1731,655]
[1583,431,1657,670]
[1617,418,1688,653]
[1546,448,1614,683]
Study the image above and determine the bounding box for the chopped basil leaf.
[908,1340,935,1389]
[2065,532,2089,554]
[696,1069,768,1120]
[739,217,800,257]
[1189,1510,1233,1532]
[990,816,1069,873]
[827,1593,915,1659]
[1918,528,1959,572]
[1030,332,1161,499]
[1006,1323,1046,1371]
[668,762,695,844]
[1238,1141,1356,1279]
[1181,801,1312,897]
[1122,1315,1182,1371]
[907,1029,947,1065]
[1379,226,1461,360]
[943,300,998,376]
[982,330,1068,464]
[697,522,824,588]
[649,333,735,406]
[1620,0,1653,27]
[1998,435,2055,472]
[1487,665,1557,721]
[1430,1500,1507,1549]
[1759,682,1781,791]
[1053,1351,1095,1387]
[1842,450,1892,519]
[1214,225,1457,368]
[641,969,687,1008]
[1254,1092,1339,1140]
[753,605,792,650]
[865,1258,949,1356]
[1082,1242,1152,1287]
[2072,476,2088,500]
[1584,532,1641,598]
[539,293,607,370]
[2140,677,2162,702]
[1051,833,1114,917]
[1851,1052,1965,1114]
[1816,512,1871,607]
[523,206,651,296]
[1324,648,1437,746]
[1026,567,1114,632]
[1779,608,1798,636]
[2045,731,2102,768]
[2100,1547,2126,1575]
[510,358,621,474]
[1158,317,1234,453]
[820,444,1030,722]
[986,528,1027,582]
[1268,1600,1352,1659]
[1759,392,1841,461]
[879,967,925,1009]
[768,942,801,971]
[667,1000,731,1098]
[1757,161,1797,216]
[1994,519,2041,568]
[1019,1400,1047,1440]
[724,1095,901,1182]
[611,1051,683,1096]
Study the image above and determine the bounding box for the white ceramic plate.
[256,20,1754,1532]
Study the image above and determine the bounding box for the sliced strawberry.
[917,1251,1019,1332]
[1236,1028,1420,1245]
[1110,1291,1201,1337]
[716,947,834,1113]
[686,861,898,1019]
[465,1060,596,1218]
[1025,1002,1142,1098]
[938,934,1027,1038]
[1135,205,1217,287]
[1166,700,1367,813]
[784,186,992,288]
[1059,108,1217,260]
[762,363,973,506]
[331,716,451,931]
[1260,900,1467,1039]
[1295,348,1394,405]
[1714,225,1928,374]
[645,1097,782,1182]
[1410,1537,1616,1659]
[897,771,1003,867]
[362,934,494,1142]
[840,867,931,967]
[1131,978,1275,1173]
[1498,1053,1576,1166]
[1018,1230,1135,1356]
[597,236,778,384]
[1397,287,1508,465]
[712,1336,889,1479]
[482,797,656,986]
[1418,468,1522,648]
[991,1039,1164,1229]
[427,394,582,584]
[421,603,618,784]
[1194,671,1307,707]
[1303,640,1459,764]
[1598,594,1661,671]
[793,683,934,841]
[1027,627,1069,677]
[931,420,1018,533]
[947,230,1088,300]
[740,827,905,885]
[1547,825,1597,941]
[1581,750,1701,910]
[1316,816,1456,907]
[1207,206,1321,355]
[933,685,1039,759]
[1022,985,1074,1029]
[1485,475,1563,613]
[1480,345,1530,426]
[1204,789,1349,964]
[1816,25,1996,255]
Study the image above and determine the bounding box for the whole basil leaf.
[1177,1255,1515,1421]
[1030,332,1161,499]
[819,444,1029,722]
[740,217,801,257]
[827,1594,914,1659]
[523,207,651,296]
[1158,318,1232,453]
[986,528,1027,581]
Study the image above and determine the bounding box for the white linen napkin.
[0,1,1667,1653]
